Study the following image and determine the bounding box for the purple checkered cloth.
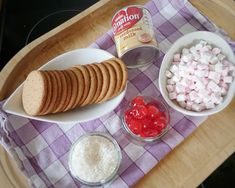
[1,0,235,187]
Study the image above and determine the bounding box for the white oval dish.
[159,31,235,116]
[3,48,126,123]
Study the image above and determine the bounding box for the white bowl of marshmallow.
[159,31,235,116]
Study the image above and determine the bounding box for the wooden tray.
[0,0,235,187]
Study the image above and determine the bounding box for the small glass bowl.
[68,132,122,186]
[121,95,170,145]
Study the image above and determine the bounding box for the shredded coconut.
[70,135,119,183]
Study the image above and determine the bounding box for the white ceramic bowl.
[159,31,235,116]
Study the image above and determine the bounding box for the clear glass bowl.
[68,132,122,186]
[121,95,170,144]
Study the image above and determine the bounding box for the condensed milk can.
[112,5,159,68]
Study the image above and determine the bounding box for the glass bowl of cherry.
[121,95,170,144]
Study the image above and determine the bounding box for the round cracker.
[80,64,97,106]
[106,59,122,98]
[42,71,58,115]
[63,69,78,112]
[22,70,47,116]
[54,71,68,113]
[38,71,52,115]
[112,58,128,94]
[99,63,116,103]
[70,67,85,109]
[61,70,72,112]
[89,64,103,104]
[95,63,110,103]
[75,65,90,106]
[52,70,62,113]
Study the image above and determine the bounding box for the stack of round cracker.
[22,58,128,116]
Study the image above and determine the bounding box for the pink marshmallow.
[212,47,221,55]
[173,54,181,62]
[208,71,221,84]
[166,85,175,92]
[169,92,177,100]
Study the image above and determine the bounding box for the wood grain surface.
[0,0,235,188]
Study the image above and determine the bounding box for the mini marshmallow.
[215,97,223,105]
[179,101,186,108]
[173,54,181,62]
[195,70,207,77]
[165,70,173,78]
[175,84,185,93]
[221,88,227,96]
[186,101,193,110]
[212,47,221,55]
[219,81,229,90]
[207,81,221,92]
[172,75,180,82]
[170,64,178,73]
[167,78,175,85]
[182,48,190,54]
[210,56,219,64]
[223,76,233,83]
[214,63,223,73]
[208,71,221,84]
[194,97,203,104]
[189,91,198,101]
[166,85,175,92]
[192,103,202,112]
[169,92,177,99]
[195,43,203,50]
[205,101,215,109]
[176,94,186,102]
[181,54,193,63]
[200,46,210,53]
[199,40,207,46]
[217,53,226,61]
[193,53,200,61]
[221,68,229,77]
[195,80,205,89]
[197,64,209,70]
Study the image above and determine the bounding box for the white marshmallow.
[214,63,223,73]
[208,71,221,84]
[189,91,198,101]
[192,103,202,112]
[199,40,207,46]
[206,101,215,109]
[207,81,221,92]
[172,75,180,82]
[217,53,226,61]
[210,56,219,64]
[165,70,173,78]
[195,80,205,89]
[170,65,178,73]
[176,94,186,102]
[223,76,233,83]
[182,48,190,54]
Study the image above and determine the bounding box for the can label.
[112,6,157,58]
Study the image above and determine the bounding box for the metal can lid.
[121,45,160,68]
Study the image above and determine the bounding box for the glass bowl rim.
[68,132,122,186]
[122,95,171,143]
